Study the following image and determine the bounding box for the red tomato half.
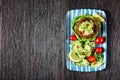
[69,35,76,41]
[87,56,96,63]
[95,36,104,44]
[95,47,103,54]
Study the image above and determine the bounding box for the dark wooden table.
[0,0,120,80]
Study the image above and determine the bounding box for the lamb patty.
[76,18,98,38]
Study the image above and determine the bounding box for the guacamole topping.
[79,20,94,36]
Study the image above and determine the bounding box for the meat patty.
[76,18,98,38]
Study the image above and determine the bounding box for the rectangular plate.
[66,9,107,72]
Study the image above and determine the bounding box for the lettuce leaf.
[94,52,103,62]
[75,58,89,66]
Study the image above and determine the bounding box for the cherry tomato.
[95,36,104,44]
[95,47,103,54]
[87,56,96,63]
[69,35,76,41]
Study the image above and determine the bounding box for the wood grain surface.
[0,0,120,80]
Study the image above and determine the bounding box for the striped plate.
[66,9,107,72]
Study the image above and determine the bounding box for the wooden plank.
[1,0,35,80]
[0,0,2,78]
[33,0,67,79]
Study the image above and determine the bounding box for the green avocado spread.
[79,20,94,35]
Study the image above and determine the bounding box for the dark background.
[0,0,120,80]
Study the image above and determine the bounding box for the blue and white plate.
[65,9,107,72]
